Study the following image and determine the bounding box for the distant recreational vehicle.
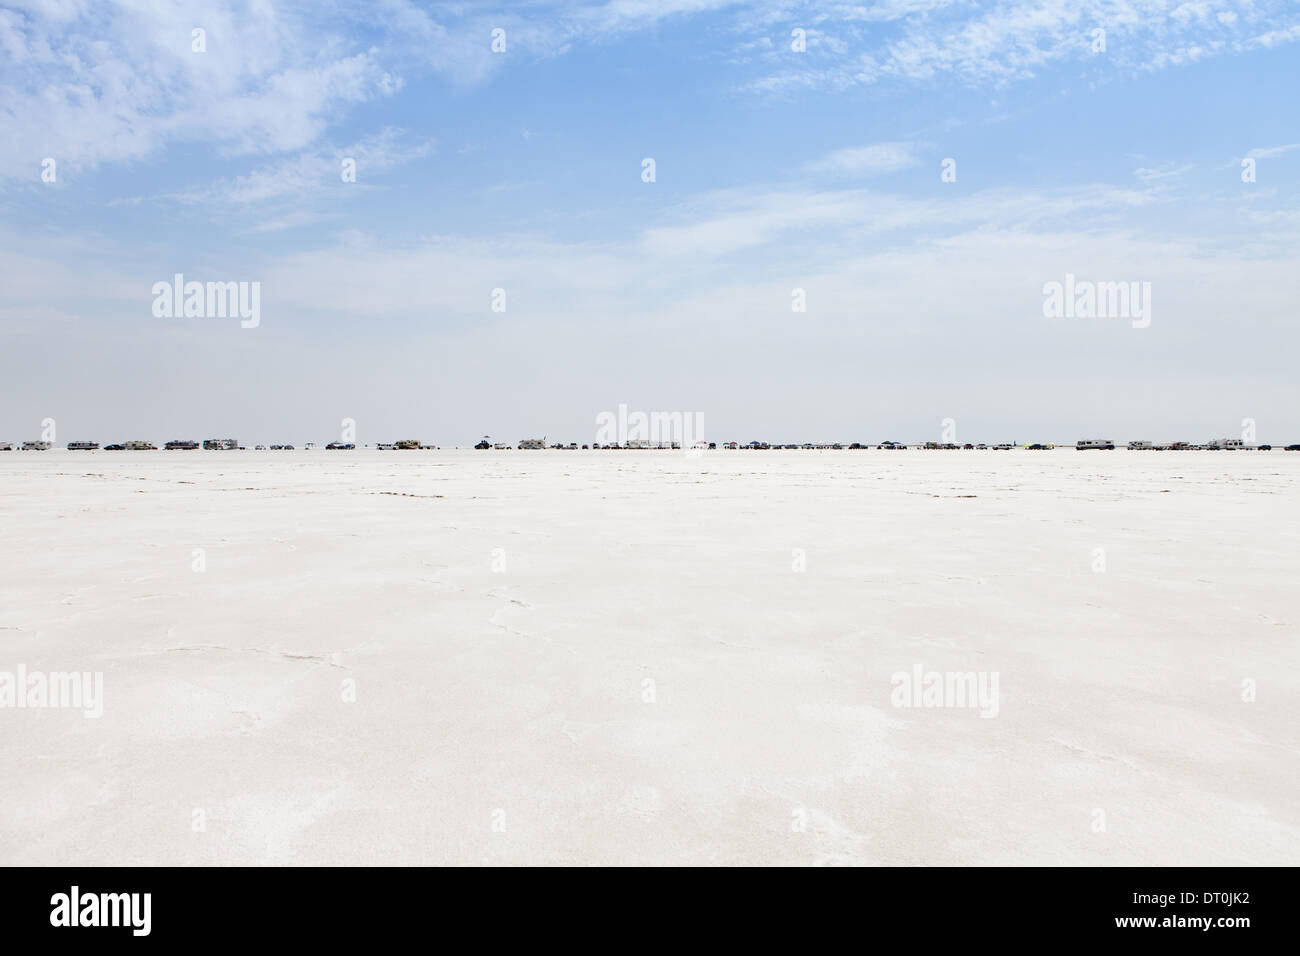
[1127,440,1154,450]
[1076,439,1116,450]
[164,440,199,450]
[519,438,546,449]
[394,439,421,450]
[67,441,100,450]
[20,441,52,450]
[203,438,238,450]
[123,440,156,450]
[0,442,13,451]
[1206,438,1246,450]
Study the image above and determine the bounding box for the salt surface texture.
[1,449,1296,865]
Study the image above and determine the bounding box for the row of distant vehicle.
[1,440,394,450]
[472,439,1002,450]
[465,439,1300,451]
[6,438,1300,452]
[2,440,359,451]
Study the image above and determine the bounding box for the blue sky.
[2,0,1298,444]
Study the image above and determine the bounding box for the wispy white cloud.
[0,1,437,179]
[805,142,919,176]
[5,0,1298,185]
[1246,143,1300,160]
[736,1,1300,93]
[637,181,1161,259]
[1133,162,1195,183]
[171,129,435,207]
